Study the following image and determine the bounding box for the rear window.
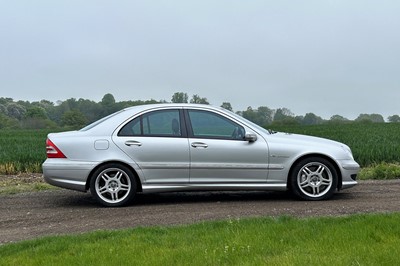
[80,110,125,131]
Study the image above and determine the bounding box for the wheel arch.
[85,161,143,192]
[287,153,342,191]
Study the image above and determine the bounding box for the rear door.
[112,109,190,184]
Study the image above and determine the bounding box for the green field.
[271,123,400,167]
[1,123,400,174]
[0,129,50,173]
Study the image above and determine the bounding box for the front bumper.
[338,159,360,190]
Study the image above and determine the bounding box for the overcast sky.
[1,0,399,119]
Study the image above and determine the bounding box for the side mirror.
[244,133,257,142]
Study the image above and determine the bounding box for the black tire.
[289,157,338,200]
[90,163,137,207]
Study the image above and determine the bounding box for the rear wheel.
[290,157,338,200]
[90,164,137,207]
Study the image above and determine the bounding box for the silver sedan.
[43,104,359,207]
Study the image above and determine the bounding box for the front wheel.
[90,164,137,207]
[289,157,338,200]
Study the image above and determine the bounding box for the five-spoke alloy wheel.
[290,157,338,200]
[90,164,137,207]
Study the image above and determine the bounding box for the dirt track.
[1,180,400,244]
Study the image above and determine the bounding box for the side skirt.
[141,183,287,193]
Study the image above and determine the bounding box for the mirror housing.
[244,133,257,142]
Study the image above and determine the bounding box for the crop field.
[271,123,400,167]
[0,123,400,174]
[0,129,51,174]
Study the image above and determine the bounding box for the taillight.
[46,139,66,158]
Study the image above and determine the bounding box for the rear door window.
[119,109,183,137]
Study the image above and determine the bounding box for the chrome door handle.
[125,140,142,147]
[191,142,208,148]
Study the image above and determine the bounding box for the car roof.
[81,103,227,134]
[123,103,223,112]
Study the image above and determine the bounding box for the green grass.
[1,213,400,265]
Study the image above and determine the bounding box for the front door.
[186,109,269,183]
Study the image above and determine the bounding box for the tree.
[242,107,257,123]
[330,115,349,122]
[7,103,26,120]
[257,106,274,126]
[0,113,18,129]
[61,110,88,128]
[171,92,188,103]
[21,106,49,129]
[63,98,79,111]
[355,114,384,123]
[100,93,118,117]
[0,104,7,115]
[25,106,47,119]
[77,98,103,123]
[0,97,13,105]
[388,115,400,123]
[327,115,349,124]
[220,102,233,111]
[101,93,116,107]
[39,99,54,107]
[49,98,77,124]
[190,94,209,104]
[369,114,385,123]
[273,108,294,122]
[241,106,273,126]
[302,113,323,125]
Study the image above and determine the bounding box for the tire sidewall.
[90,163,137,207]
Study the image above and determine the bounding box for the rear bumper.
[42,159,97,192]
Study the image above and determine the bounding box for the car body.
[43,104,359,206]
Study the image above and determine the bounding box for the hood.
[271,132,345,148]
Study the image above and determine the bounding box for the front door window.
[187,110,244,140]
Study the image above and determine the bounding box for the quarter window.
[188,110,245,140]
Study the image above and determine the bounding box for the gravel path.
[1,180,400,244]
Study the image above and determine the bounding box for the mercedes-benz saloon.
[43,104,359,207]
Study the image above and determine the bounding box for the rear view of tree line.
[0,92,399,130]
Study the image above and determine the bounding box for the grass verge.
[358,162,400,180]
[1,213,400,265]
[0,174,54,195]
